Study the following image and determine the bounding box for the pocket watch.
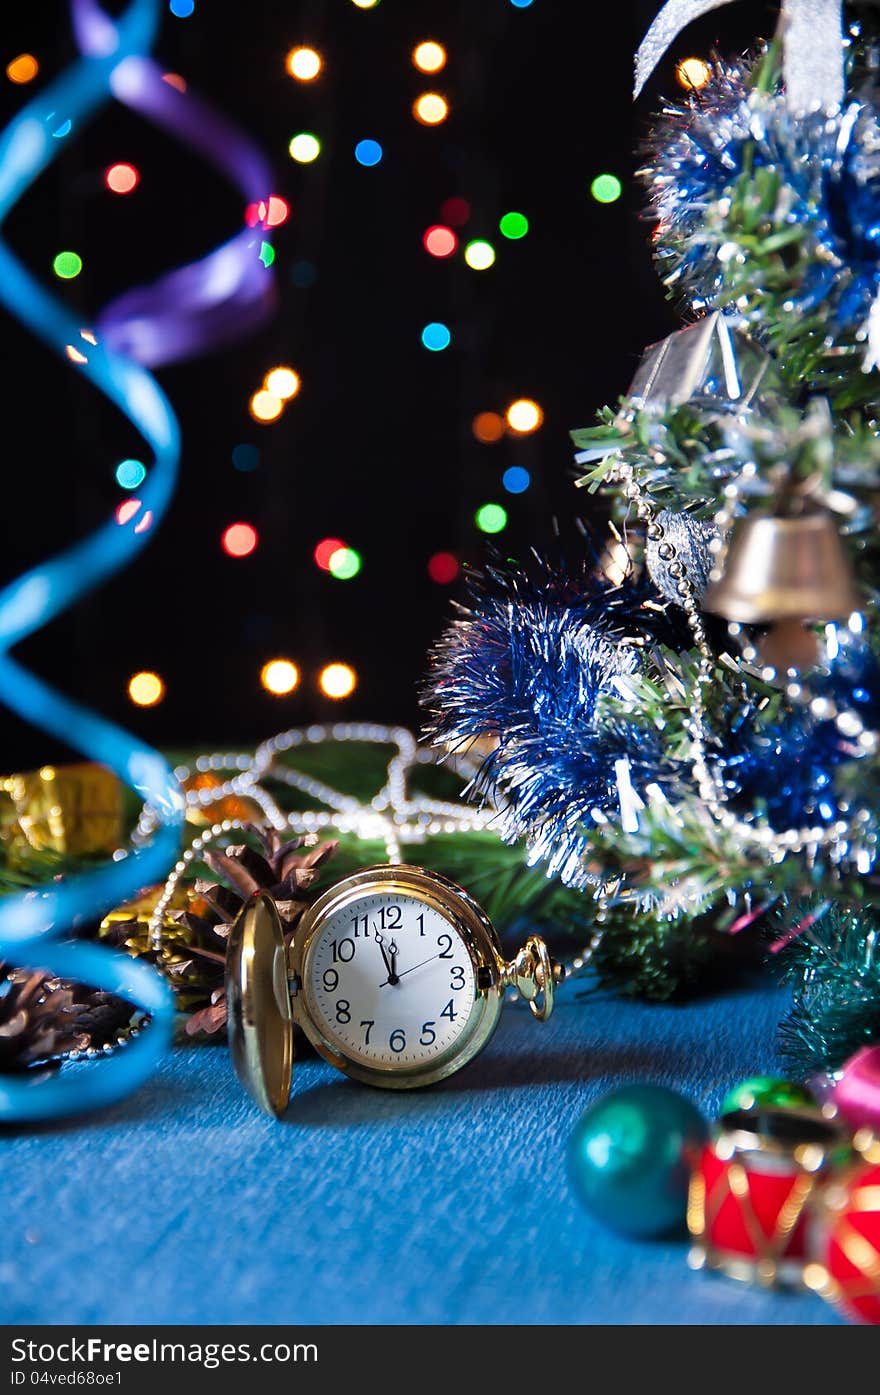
[226,864,562,1116]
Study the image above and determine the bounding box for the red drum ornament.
[806,1138,880,1325]
[688,1107,851,1287]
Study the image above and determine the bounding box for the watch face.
[302,888,478,1070]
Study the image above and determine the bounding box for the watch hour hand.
[375,928,399,985]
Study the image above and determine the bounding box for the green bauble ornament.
[567,1083,708,1239]
[720,1076,815,1116]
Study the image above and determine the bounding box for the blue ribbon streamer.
[0,0,184,1121]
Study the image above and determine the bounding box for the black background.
[0,0,775,769]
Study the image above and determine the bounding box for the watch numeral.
[437,934,453,959]
[322,968,339,993]
[351,913,370,938]
[450,965,466,991]
[360,1019,374,1045]
[389,1029,406,1053]
[335,999,351,1024]
[330,937,356,963]
[419,1021,436,1046]
[440,999,457,1022]
[416,912,425,936]
[378,905,402,930]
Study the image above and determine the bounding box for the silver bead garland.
[137,724,606,979]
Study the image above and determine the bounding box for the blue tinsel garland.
[425,564,688,883]
[644,59,880,347]
[425,561,880,884]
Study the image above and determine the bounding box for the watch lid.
[226,891,293,1116]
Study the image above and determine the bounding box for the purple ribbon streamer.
[72,0,277,366]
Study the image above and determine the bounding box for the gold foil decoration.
[0,762,122,855]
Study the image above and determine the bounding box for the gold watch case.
[226,866,507,1114]
[292,864,507,1092]
[226,891,293,1117]
[227,864,559,1117]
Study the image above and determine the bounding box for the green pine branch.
[779,900,880,1074]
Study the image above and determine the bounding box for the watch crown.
[504,935,559,1022]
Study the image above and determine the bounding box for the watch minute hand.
[383,951,440,984]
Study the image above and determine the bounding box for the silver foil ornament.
[645,509,720,602]
[628,311,773,411]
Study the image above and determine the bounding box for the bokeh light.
[676,56,711,90]
[6,54,39,84]
[292,260,318,288]
[286,47,322,81]
[289,132,321,163]
[162,73,187,92]
[472,412,505,444]
[128,671,165,707]
[51,119,72,139]
[355,139,383,167]
[423,224,457,258]
[421,322,451,351]
[53,251,82,279]
[105,163,139,194]
[231,443,260,473]
[116,458,146,490]
[428,552,459,585]
[319,663,357,699]
[115,499,142,526]
[475,503,508,534]
[464,239,495,270]
[264,366,300,399]
[499,211,528,239]
[509,0,535,7]
[266,196,289,227]
[351,0,380,7]
[506,397,543,433]
[315,538,346,571]
[441,196,470,226]
[250,389,283,422]
[328,546,362,580]
[413,93,449,126]
[259,242,275,268]
[169,0,195,16]
[413,42,446,74]
[248,199,288,231]
[591,173,622,204]
[503,466,531,494]
[232,443,260,472]
[222,523,259,557]
[260,659,300,695]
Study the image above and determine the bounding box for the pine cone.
[171,827,337,1037]
[100,896,222,1015]
[0,960,134,1073]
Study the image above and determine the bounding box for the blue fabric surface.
[1,980,840,1325]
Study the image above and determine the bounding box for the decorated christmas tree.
[425,2,880,1080]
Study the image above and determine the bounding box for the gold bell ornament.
[703,505,861,671]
